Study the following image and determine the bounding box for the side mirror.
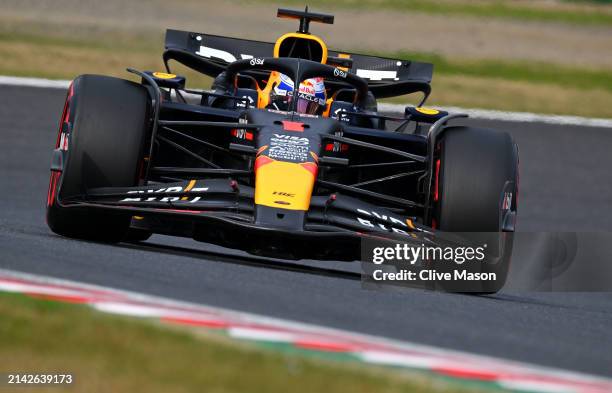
[145,71,186,90]
[405,106,448,123]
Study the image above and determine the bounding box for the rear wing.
[164,29,433,100]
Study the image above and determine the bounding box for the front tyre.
[431,126,519,293]
[46,75,150,242]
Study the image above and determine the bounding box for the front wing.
[59,178,434,260]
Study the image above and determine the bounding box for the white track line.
[0,75,70,89]
[2,74,611,128]
[379,103,612,128]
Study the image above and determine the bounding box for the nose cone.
[245,108,341,229]
[255,157,318,211]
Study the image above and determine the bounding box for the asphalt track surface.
[2,85,612,377]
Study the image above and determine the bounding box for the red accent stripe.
[433,366,499,381]
[55,83,74,148]
[155,209,204,214]
[161,316,229,329]
[433,159,441,202]
[515,153,520,207]
[295,340,355,353]
[47,171,60,207]
[26,293,90,304]
[254,155,274,172]
[281,120,304,132]
[300,162,318,177]
[48,82,74,208]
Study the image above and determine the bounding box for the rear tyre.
[46,75,150,242]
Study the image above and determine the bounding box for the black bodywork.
[52,14,510,262]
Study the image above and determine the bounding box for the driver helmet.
[270,74,326,115]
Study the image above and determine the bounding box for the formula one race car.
[46,8,519,264]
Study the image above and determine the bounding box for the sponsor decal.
[119,185,209,203]
[502,191,512,211]
[268,134,310,162]
[194,45,258,63]
[355,69,398,81]
[356,208,416,235]
[195,45,237,63]
[272,191,295,197]
[333,107,350,123]
[274,75,326,106]
[120,196,203,203]
[59,130,69,151]
[357,217,408,235]
[231,128,254,140]
[333,68,348,78]
[249,58,265,66]
[298,92,320,103]
[240,95,255,108]
[124,186,209,194]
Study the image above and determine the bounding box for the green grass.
[0,293,472,393]
[254,0,612,26]
[570,0,612,4]
[384,51,612,93]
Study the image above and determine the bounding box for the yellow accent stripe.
[273,32,328,64]
[406,219,415,229]
[337,53,351,71]
[258,72,280,109]
[185,180,196,192]
[323,97,334,118]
